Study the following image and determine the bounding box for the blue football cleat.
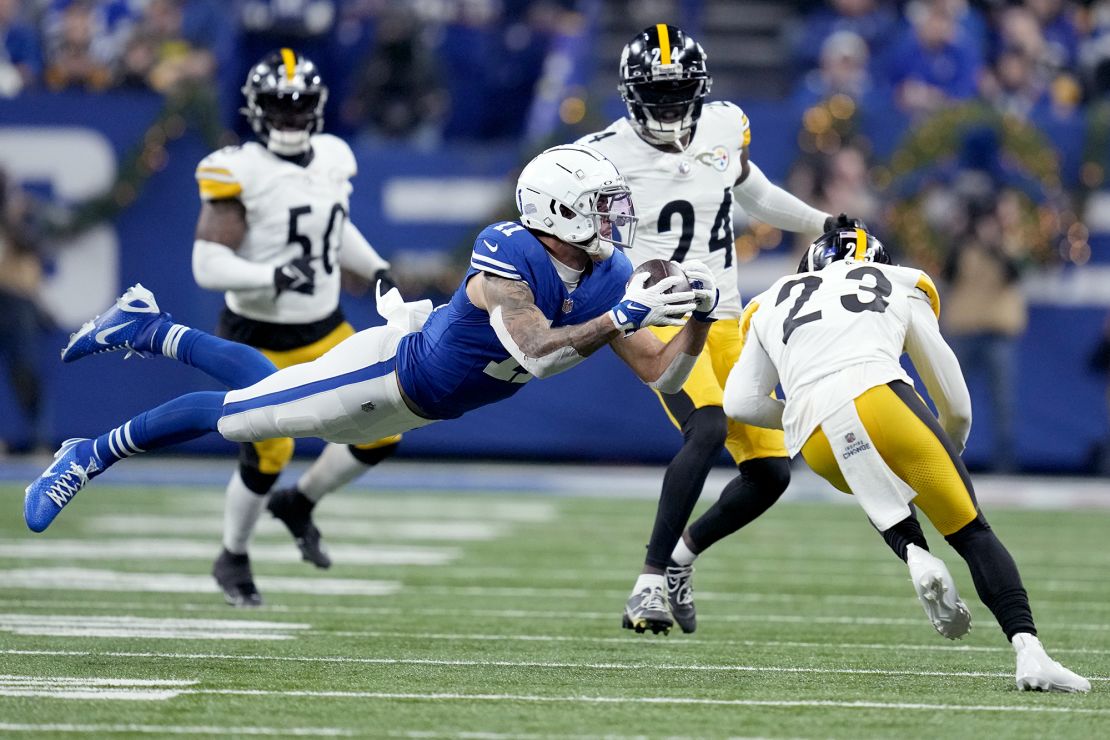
[25,438,102,532]
[61,284,170,363]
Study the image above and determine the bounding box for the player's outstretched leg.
[945,517,1089,692]
[62,284,275,389]
[267,439,401,568]
[24,391,225,532]
[672,455,791,633]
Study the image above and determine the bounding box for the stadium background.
[1,0,1108,473]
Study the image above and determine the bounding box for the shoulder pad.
[705,101,750,149]
[914,271,941,319]
[738,297,762,343]
[195,146,244,201]
[574,123,622,149]
[311,134,357,178]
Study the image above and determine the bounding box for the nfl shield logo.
[845,433,856,443]
[561,298,574,314]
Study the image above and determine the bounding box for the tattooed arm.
[467,273,618,378]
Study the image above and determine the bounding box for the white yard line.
[0,540,459,566]
[0,614,309,640]
[0,675,196,701]
[0,724,354,736]
[8,599,1110,633]
[0,569,399,597]
[184,690,1110,714]
[0,650,1103,682]
[84,516,504,541]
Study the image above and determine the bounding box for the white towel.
[375,282,434,334]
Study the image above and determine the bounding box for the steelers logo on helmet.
[516,144,638,260]
[619,24,712,146]
[798,227,892,273]
[241,48,328,156]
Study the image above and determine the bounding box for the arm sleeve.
[722,325,784,429]
[733,161,829,238]
[338,221,390,280]
[192,239,274,291]
[904,294,972,452]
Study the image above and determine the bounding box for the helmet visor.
[257,90,322,130]
[591,187,637,249]
[628,79,706,107]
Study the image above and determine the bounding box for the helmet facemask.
[622,77,709,146]
[574,185,637,259]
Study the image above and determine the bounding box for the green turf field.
[1,478,1107,738]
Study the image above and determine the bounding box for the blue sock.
[148,324,276,389]
[89,391,225,472]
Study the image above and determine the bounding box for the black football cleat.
[665,564,697,634]
[621,586,673,635]
[267,487,331,569]
[212,548,262,607]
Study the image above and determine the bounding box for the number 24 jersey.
[194,134,356,324]
[576,101,749,319]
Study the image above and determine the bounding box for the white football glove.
[682,259,719,319]
[609,272,697,336]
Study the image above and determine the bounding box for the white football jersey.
[576,101,750,318]
[744,261,941,453]
[194,134,356,324]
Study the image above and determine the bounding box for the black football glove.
[373,268,397,293]
[274,255,316,297]
[823,213,868,233]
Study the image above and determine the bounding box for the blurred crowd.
[0,0,577,143]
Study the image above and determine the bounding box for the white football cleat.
[906,544,972,639]
[1013,633,1090,693]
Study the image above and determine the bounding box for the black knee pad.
[735,456,791,498]
[944,515,991,552]
[680,406,728,454]
[348,441,400,466]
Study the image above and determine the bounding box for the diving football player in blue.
[26,145,719,533]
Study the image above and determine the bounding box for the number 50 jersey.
[743,261,941,454]
[576,101,748,319]
[194,134,356,324]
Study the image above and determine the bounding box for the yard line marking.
[0,723,353,736]
[86,515,504,541]
[0,569,399,596]
[9,599,1110,633]
[0,650,1102,682]
[0,614,309,640]
[0,539,459,566]
[183,690,1110,714]
[165,496,557,523]
[0,675,194,701]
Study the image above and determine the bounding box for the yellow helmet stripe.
[656,24,671,65]
[280,48,296,81]
[855,227,867,262]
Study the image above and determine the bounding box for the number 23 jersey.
[194,134,356,324]
[576,101,748,319]
[743,261,941,453]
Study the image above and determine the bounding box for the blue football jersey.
[394,221,633,419]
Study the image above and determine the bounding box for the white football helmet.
[516,144,637,259]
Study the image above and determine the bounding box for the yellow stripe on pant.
[648,319,786,464]
[800,383,978,535]
[250,322,401,473]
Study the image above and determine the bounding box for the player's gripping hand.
[274,255,316,297]
[682,259,719,322]
[373,268,397,294]
[823,213,868,233]
[609,272,696,336]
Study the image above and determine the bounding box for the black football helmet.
[241,48,328,155]
[619,24,712,146]
[798,225,891,273]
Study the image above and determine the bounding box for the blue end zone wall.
[1,94,1106,471]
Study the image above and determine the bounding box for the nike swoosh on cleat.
[95,321,135,345]
[482,239,499,252]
